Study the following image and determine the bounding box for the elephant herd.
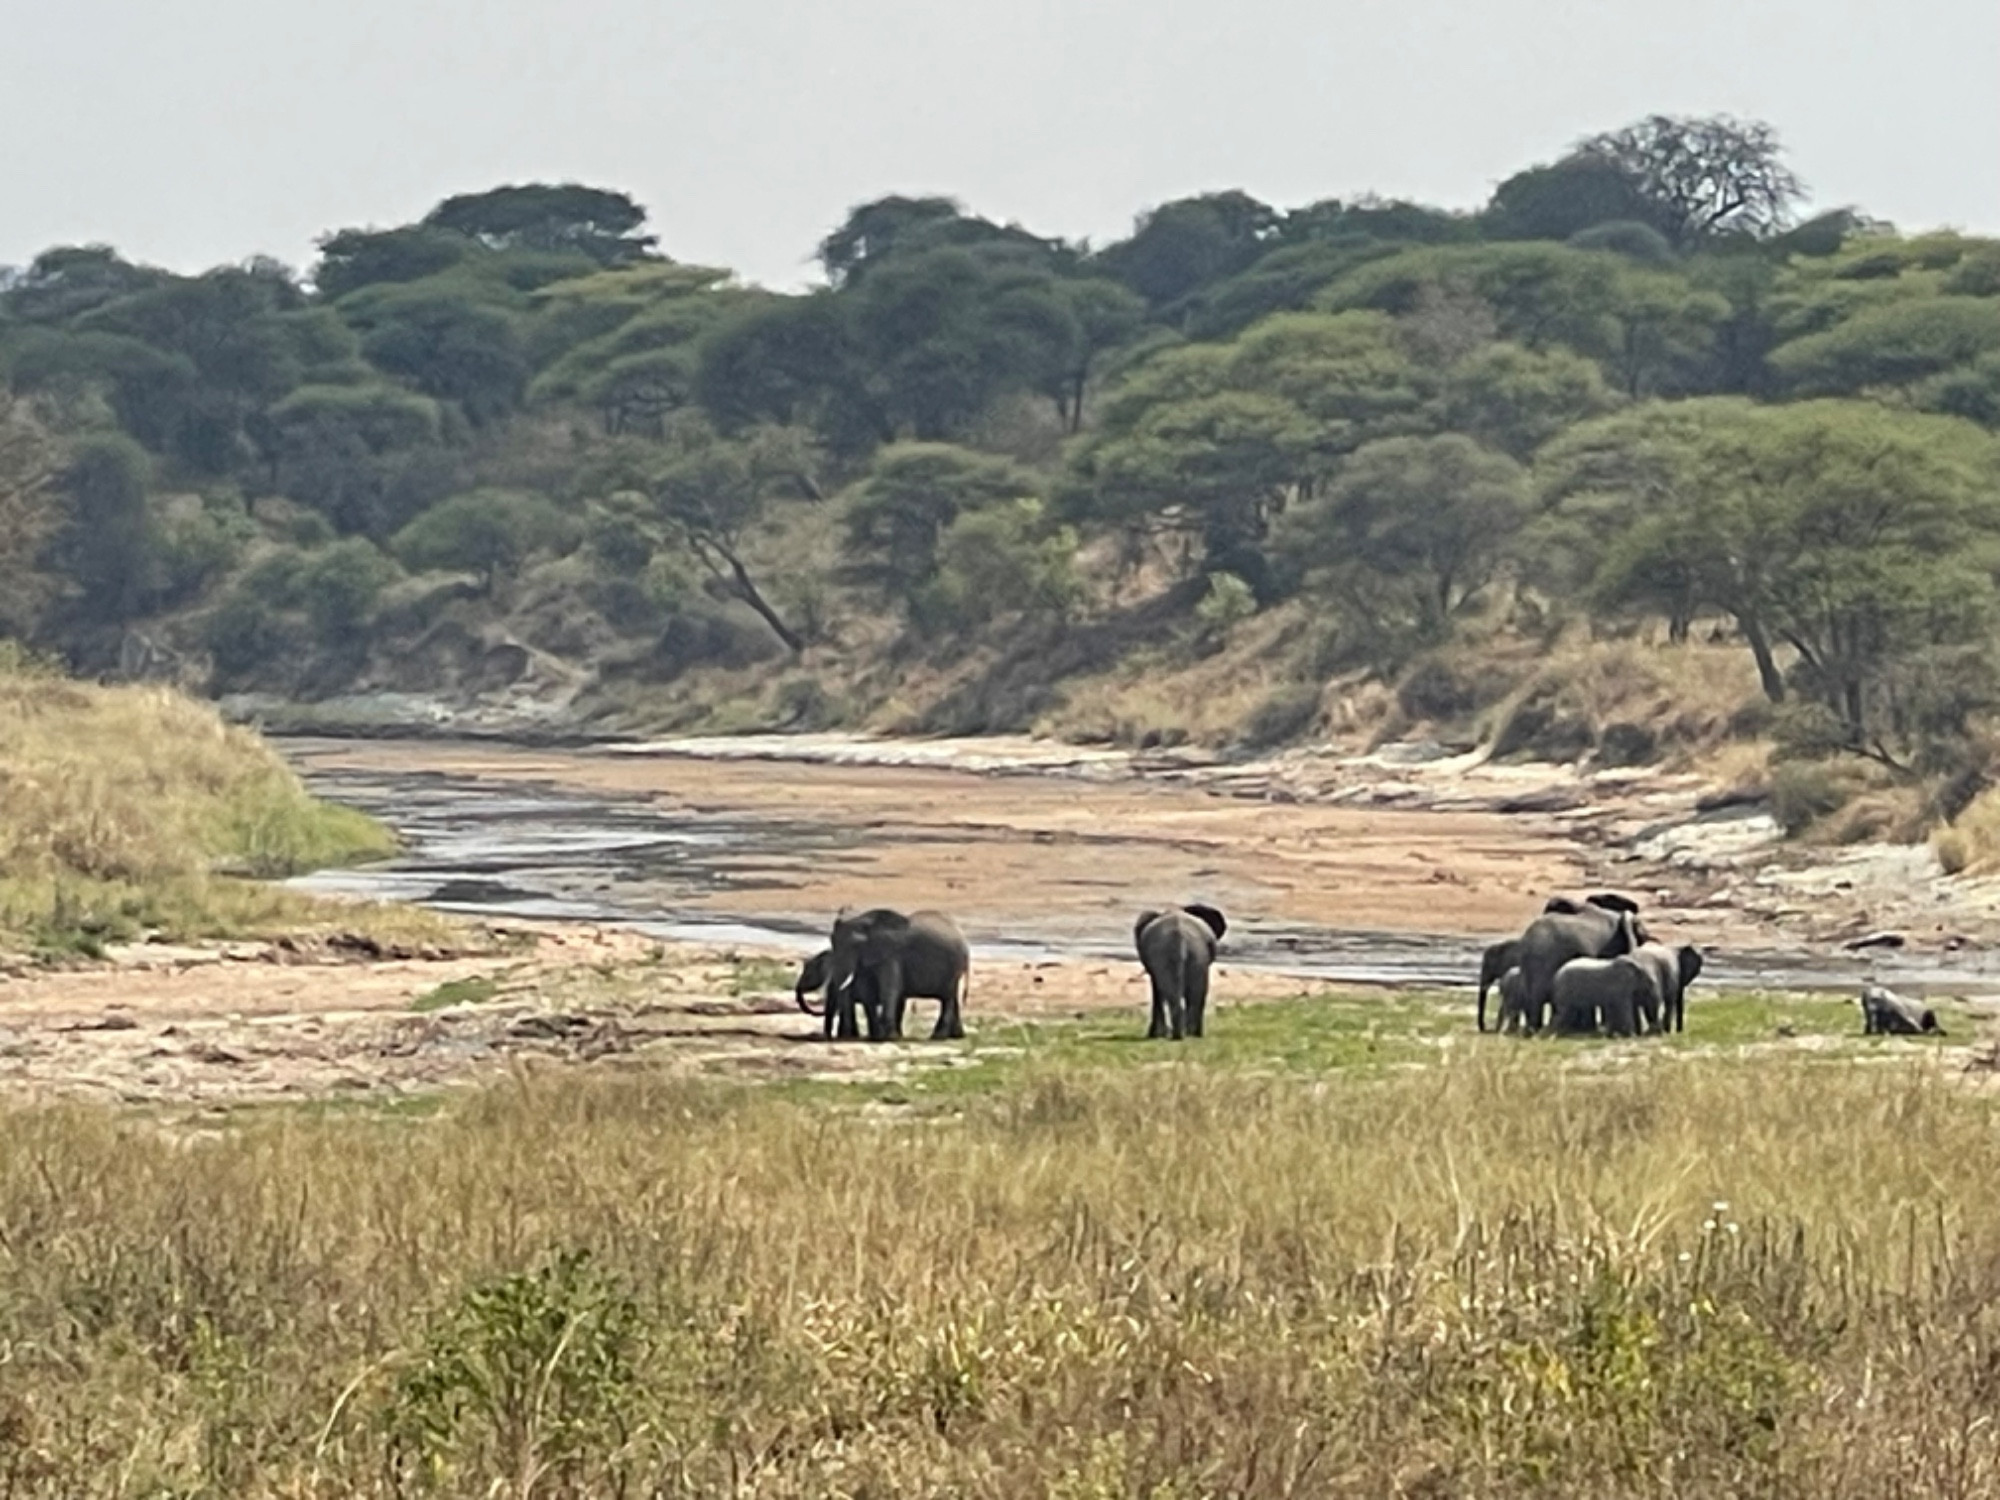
[793,903,1229,1043]
[789,891,1940,1046]
[1476,892,1705,1037]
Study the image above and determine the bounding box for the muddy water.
[285,740,2000,998]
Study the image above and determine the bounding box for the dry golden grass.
[1486,638,1766,764]
[3,1048,1998,1497]
[1936,785,2000,875]
[0,652,396,952]
[1035,605,1328,749]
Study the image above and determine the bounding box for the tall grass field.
[0,1043,1994,1497]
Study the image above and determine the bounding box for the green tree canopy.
[1770,297,2000,399]
[1069,311,1430,593]
[1100,191,1282,311]
[1484,156,1658,243]
[1540,400,2000,754]
[584,418,821,653]
[50,433,157,623]
[391,489,580,593]
[422,184,658,265]
[312,226,475,300]
[840,442,1042,598]
[1274,433,1527,641]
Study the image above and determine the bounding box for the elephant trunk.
[795,982,825,1017]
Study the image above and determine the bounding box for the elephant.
[1511,905,1649,1033]
[1860,983,1945,1036]
[1493,966,1530,1034]
[1134,904,1228,1039]
[794,948,884,1041]
[1628,942,1704,1033]
[1476,937,1522,1033]
[1550,954,1658,1036]
[825,908,970,1041]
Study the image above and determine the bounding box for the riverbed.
[281,735,2000,996]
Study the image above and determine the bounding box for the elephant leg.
[930,973,967,1041]
[1161,978,1186,1040]
[876,958,906,1040]
[1146,976,1169,1039]
[1185,963,1210,1038]
[832,984,860,1040]
[1522,969,1551,1034]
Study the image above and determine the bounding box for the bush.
[1396,658,1478,721]
[204,593,288,677]
[391,488,580,593]
[297,538,399,640]
[154,503,248,605]
[1769,761,1851,835]
[911,499,1078,632]
[52,433,159,622]
[1194,572,1258,636]
[1240,683,1323,748]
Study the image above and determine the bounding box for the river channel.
[282,737,2000,998]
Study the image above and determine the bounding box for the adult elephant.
[1628,942,1704,1033]
[825,909,970,1041]
[794,949,884,1041]
[1551,954,1658,1036]
[1513,904,1648,1033]
[1134,904,1228,1040]
[1476,938,1521,1033]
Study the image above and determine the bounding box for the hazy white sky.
[2,0,1994,287]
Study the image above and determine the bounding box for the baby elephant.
[1551,955,1657,1036]
[1134,904,1228,1040]
[1860,984,1945,1036]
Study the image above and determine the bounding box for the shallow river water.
[285,742,2000,998]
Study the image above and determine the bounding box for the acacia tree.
[1275,434,1527,640]
[1578,115,1805,248]
[1541,400,2000,761]
[604,419,821,654]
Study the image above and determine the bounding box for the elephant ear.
[1678,946,1705,986]
[1133,910,1162,950]
[1542,895,1586,915]
[1183,903,1228,942]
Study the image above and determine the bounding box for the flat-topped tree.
[422,184,658,266]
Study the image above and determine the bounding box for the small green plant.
[1193,571,1258,636]
[385,1250,642,1495]
[412,974,502,1012]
